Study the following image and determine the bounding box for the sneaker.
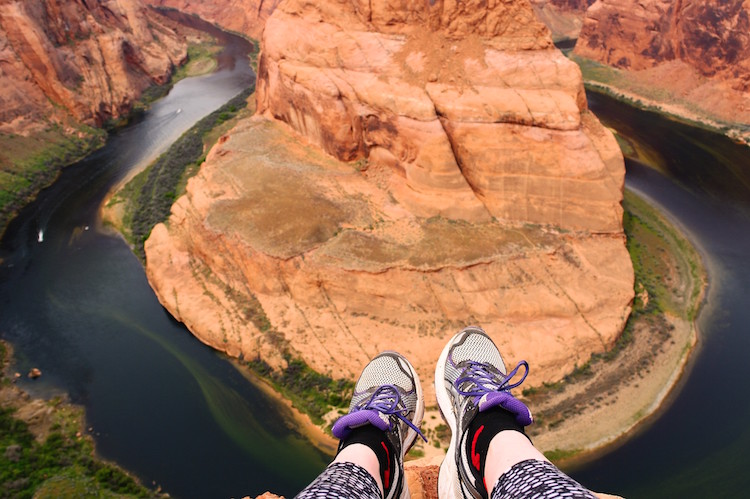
[332,351,426,499]
[434,326,533,499]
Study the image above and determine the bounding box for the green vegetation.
[111,85,254,259]
[247,355,353,426]
[571,54,744,137]
[0,342,159,498]
[0,124,106,236]
[172,42,221,81]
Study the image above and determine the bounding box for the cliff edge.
[145,0,634,400]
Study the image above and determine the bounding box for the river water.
[570,92,750,497]
[2,24,750,498]
[0,19,327,499]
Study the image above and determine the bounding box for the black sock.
[465,407,527,497]
[338,425,397,494]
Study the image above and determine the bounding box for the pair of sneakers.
[331,326,533,499]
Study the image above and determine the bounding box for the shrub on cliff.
[128,85,254,260]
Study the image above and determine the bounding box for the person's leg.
[296,352,426,499]
[435,326,596,499]
[486,432,595,499]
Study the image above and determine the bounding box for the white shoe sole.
[394,352,424,499]
[435,332,465,499]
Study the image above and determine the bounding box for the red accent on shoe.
[471,425,485,471]
[381,441,391,489]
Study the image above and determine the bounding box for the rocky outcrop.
[146,0,282,39]
[574,0,750,122]
[145,0,633,394]
[0,0,187,134]
[257,0,624,232]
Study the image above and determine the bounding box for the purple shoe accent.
[456,359,533,427]
[332,409,390,439]
[478,391,533,426]
[332,384,427,442]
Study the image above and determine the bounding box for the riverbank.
[570,54,750,148]
[523,188,705,464]
[0,341,163,497]
[0,19,221,241]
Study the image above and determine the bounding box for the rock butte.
[0,0,187,135]
[145,0,634,398]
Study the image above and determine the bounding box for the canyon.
[529,0,596,41]
[144,0,634,397]
[574,0,750,126]
[146,0,282,39]
[0,0,188,135]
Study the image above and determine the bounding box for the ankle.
[337,424,399,497]
[484,430,549,492]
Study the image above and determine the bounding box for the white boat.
[37,229,43,243]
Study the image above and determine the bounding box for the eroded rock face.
[146,117,632,392]
[0,0,187,134]
[576,0,750,91]
[146,0,282,39]
[145,0,633,394]
[258,0,624,232]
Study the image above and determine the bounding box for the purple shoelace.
[332,384,427,442]
[455,360,533,426]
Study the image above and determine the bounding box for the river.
[570,91,750,497]
[0,17,327,499]
[2,25,750,498]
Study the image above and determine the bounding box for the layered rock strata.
[146,0,282,39]
[145,0,634,391]
[0,0,187,134]
[575,0,750,123]
[258,0,625,232]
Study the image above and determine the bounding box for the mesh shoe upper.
[331,351,425,499]
[436,326,533,499]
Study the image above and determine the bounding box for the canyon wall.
[529,0,595,40]
[146,0,282,39]
[0,0,187,135]
[145,0,634,392]
[574,0,750,123]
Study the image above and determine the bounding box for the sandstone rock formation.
[575,0,750,122]
[258,0,624,232]
[145,0,633,395]
[0,0,187,135]
[146,0,282,39]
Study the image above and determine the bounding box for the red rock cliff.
[575,0,750,95]
[145,0,282,39]
[0,0,187,134]
[145,0,634,393]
